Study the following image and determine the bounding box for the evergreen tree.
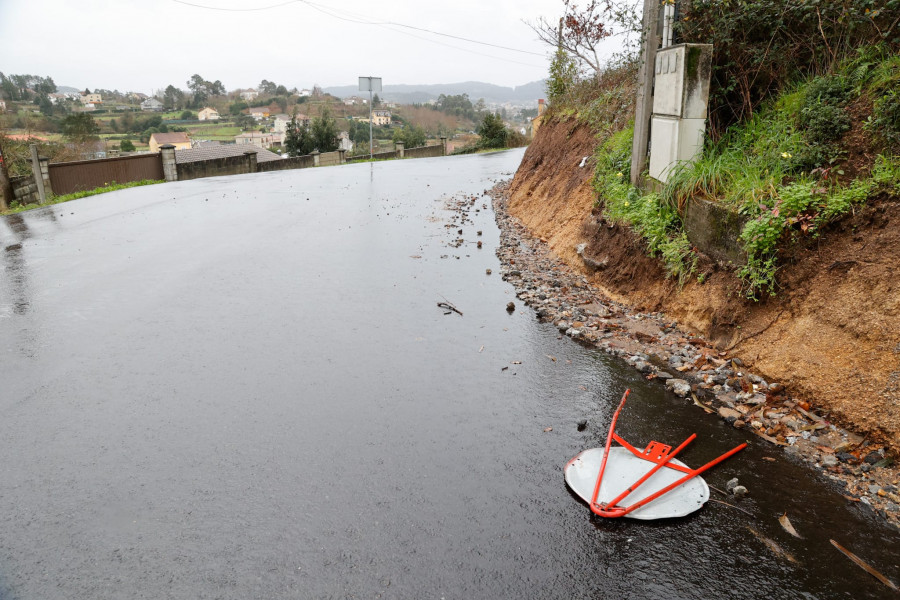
[284,115,315,156]
[311,106,339,152]
[61,113,100,142]
[477,112,508,149]
[546,46,578,104]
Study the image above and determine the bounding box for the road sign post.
[358,76,382,160]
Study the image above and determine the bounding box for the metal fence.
[48,154,164,195]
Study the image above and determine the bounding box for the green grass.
[585,46,900,300]
[186,124,242,140]
[3,179,164,215]
[592,126,698,286]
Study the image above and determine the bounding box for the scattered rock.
[506,302,516,312]
[864,451,883,465]
[836,452,857,463]
[488,180,900,530]
[732,485,748,499]
[665,378,691,397]
[726,478,740,493]
[718,407,742,422]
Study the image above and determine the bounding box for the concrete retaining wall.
[682,197,747,265]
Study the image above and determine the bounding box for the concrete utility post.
[358,76,382,160]
[0,137,12,211]
[630,0,661,187]
[29,144,46,204]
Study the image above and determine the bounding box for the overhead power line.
[171,0,546,58]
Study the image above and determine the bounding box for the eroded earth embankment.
[496,117,900,522]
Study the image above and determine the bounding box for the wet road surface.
[1,150,899,599]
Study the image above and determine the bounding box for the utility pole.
[630,0,660,187]
[0,135,12,211]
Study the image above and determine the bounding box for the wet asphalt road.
[1,149,899,599]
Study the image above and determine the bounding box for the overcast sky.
[0,0,623,94]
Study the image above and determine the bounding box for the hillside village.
[0,74,540,177]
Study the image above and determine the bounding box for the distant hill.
[324,80,546,105]
[58,86,82,93]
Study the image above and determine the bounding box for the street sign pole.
[358,76,382,161]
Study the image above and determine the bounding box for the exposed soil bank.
[496,118,900,526]
[508,117,900,453]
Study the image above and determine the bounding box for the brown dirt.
[508,116,900,451]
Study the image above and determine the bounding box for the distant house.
[273,113,310,134]
[371,109,391,126]
[149,132,191,153]
[80,93,102,105]
[49,93,68,105]
[234,131,281,149]
[299,89,312,97]
[248,107,268,120]
[198,107,220,121]
[338,131,353,152]
[343,96,366,106]
[141,98,164,111]
[272,114,291,134]
[240,89,259,101]
[130,92,148,101]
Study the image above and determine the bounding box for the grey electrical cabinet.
[648,43,713,183]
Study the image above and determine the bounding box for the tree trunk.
[0,136,12,211]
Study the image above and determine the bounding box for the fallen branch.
[711,498,754,518]
[708,484,728,497]
[830,539,899,591]
[437,301,463,316]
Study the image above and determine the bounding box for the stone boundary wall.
[404,145,443,159]
[10,175,41,206]
[257,155,315,172]
[175,154,255,181]
[347,149,399,162]
[319,151,342,167]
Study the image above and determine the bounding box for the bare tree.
[529,1,613,74]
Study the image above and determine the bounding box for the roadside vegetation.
[1,179,163,215]
[544,0,900,299]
